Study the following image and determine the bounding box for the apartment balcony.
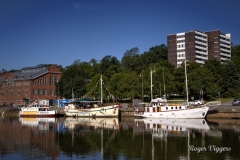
[195,36,207,41]
[220,52,231,58]
[195,46,207,50]
[220,47,231,53]
[220,57,229,61]
[196,59,205,64]
[220,38,231,45]
[195,31,207,37]
[195,41,207,46]
[196,55,208,60]
[220,43,231,49]
[220,34,231,40]
[195,50,208,55]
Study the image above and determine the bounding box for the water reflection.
[0,117,240,159]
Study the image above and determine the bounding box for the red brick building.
[0,65,61,106]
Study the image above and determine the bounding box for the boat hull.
[134,106,209,119]
[64,105,119,117]
[19,108,56,117]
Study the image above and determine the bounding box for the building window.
[50,76,53,85]
[50,89,54,96]
[54,76,58,85]
[33,89,37,95]
[43,77,46,85]
[38,89,42,95]
[43,89,47,95]
[8,77,14,86]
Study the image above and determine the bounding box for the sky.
[1,0,240,71]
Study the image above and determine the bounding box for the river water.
[0,116,240,160]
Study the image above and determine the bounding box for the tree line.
[55,44,240,102]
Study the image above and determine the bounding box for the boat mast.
[101,75,103,104]
[150,68,156,100]
[162,68,166,97]
[185,58,189,104]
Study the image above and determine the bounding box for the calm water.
[0,116,240,160]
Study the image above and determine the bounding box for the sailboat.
[134,60,215,119]
[64,75,120,117]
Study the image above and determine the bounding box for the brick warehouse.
[0,65,61,106]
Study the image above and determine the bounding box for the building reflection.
[0,117,60,159]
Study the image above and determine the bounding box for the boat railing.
[205,101,221,106]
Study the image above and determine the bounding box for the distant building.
[0,65,62,106]
[167,30,231,68]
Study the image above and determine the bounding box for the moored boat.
[64,75,120,117]
[134,60,220,119]
[134,97,210,118]
[19,100,57,117]
[64,101,120,117]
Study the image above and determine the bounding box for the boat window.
[179,106,181,109]
[166,107,168,110]
[171,107,173,109]
[175,107,177,109]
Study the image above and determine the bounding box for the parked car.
[232,99,240,106]
[189,100,202,106]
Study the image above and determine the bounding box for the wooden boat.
[19,100,57,117]
[64,75,120,117]
[64,101,119,117]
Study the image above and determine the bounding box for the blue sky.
[1,0,240,71]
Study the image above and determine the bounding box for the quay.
[1,102,240,119]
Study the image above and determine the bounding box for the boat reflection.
[64,117,119,131]
[19,117,56,130]
[133,118,210,160]
[134,118,209,137]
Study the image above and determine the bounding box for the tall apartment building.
[167,30,231,68]
[0,65,62,106]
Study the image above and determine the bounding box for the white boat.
[64,75,120,117]
[64,117,119,130]
[134,60,218,119]
[19,117,56,130]
[19,100,57,117]
[134,97,209,118]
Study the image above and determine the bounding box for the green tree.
[221,61,240,98]
[231,45,240,71]
[121,47,140,72]
[100,55,121,79]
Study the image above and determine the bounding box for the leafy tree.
[231,45,240,71]
[121,47,140,72]
[139,44,167,69]
[100,55,121,79]
[204,59,222,89]
[221,61,240,98]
